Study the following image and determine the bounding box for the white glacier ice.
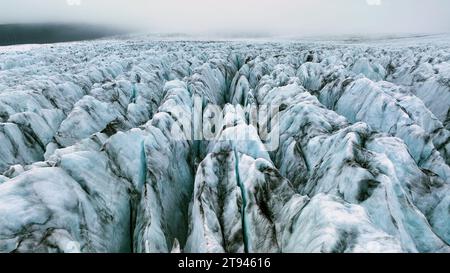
[0,35,449,253]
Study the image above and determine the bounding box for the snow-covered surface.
[0,44,46,53]
[0,35,449,253]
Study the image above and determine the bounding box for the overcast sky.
[0,0,449,35]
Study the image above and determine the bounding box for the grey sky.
[0,0,449,35]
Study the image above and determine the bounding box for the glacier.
[0,36,449,253]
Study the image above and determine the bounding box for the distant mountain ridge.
[0,23,127,46]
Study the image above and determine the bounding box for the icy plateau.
[0,36,449,253]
